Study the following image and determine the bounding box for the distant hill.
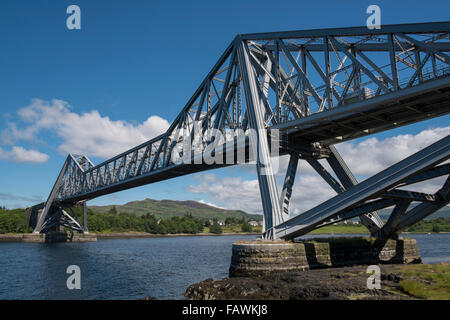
[86,199,450,223]
[89,198,263,222]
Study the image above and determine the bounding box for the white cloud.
[335,126,450,176]
[0,146,49,163]
[187,171,335,215]
[187,175,263,214]
[2,99,170,159]
[198,199,225,209]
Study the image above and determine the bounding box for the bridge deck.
[280,76,450,146]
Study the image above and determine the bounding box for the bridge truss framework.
[29,22,450,240]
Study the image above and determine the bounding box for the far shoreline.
[0,231,261,242]
[95,231,260,240]
[87,230,449,239]
[0,230,448,243]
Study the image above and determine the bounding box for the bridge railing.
[245,28,450,123]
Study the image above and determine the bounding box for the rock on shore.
[185,264,423,300]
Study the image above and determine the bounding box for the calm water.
[0,233,449,300]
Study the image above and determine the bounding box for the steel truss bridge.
[29,21,450,240]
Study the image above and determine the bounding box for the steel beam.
[33,157,70,233]
[280,153,299,218]
[306,157,344,193]
[378,200,412,239]
[274,134,450,240]
[83,201,88,233]
[396,175,450,231]
[326,145,384,234]
[237,40,282,237]
[400,163,450,185]
[240,21,450,40]
[382,189,436,202]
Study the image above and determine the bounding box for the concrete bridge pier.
[21,232,97,243]
[229,237,421,277]
[26,202,96,243]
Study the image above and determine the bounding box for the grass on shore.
[203,225,261,233]
[396,263,450,299]
[205,223,367,235]
[89,225,262,235]
[310,224,369,234]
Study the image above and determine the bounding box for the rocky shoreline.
[185,263,449,300]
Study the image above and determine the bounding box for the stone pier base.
[21,232,97,243]
[22,233,45,243]
[229,237,421,277]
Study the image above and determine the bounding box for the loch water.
[0,233,449,299]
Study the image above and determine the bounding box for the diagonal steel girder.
[237,39,284,237]
[395,175,450,232]
[325,145,384,234]
[274,134,450,240]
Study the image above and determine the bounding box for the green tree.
[225,217,236,225]
[0,209,30,233]
[108,206,117,214]
[209,222,223,234]
[432,224,440,233]
[241,220,253,232]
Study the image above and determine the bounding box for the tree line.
[0,207,31,233]
[404,217,450,233]
[0,206,231,234]
[1,206,449,235]
[87,210,206,234]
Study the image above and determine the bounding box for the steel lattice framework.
[30,22,450,240]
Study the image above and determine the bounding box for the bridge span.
[29,21,450,240]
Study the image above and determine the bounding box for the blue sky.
[0,0,449,211]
